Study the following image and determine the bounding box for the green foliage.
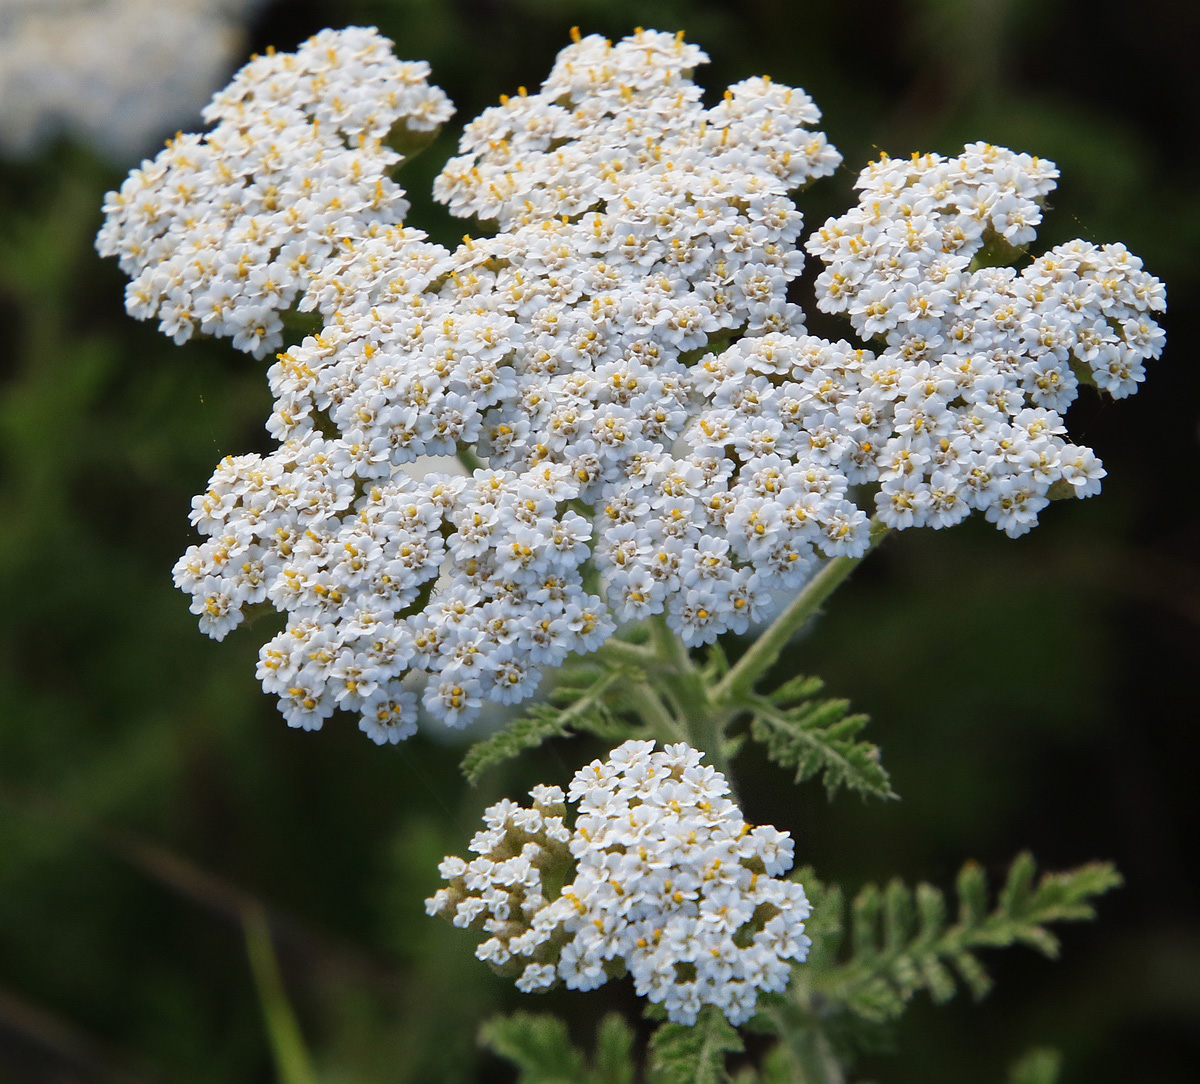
[593,1014,638,1084]
[701,641,731,683]
[242,905,318,1084]
[729,1044,795,1084]
[803,854,1122,1024]
[647,1008,743,1084]
[1007,1047,1063,1084]
[461,666,633,783]
[479,1012,636,1084]
[478,1013,585,1082]
[745,675,895,800]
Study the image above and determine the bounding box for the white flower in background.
[426,740,811,1025]
[96,27,1165,742]
[0,0,265,161]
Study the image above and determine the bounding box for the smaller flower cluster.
[427,741,811,1025]
[804,144,1167,536]
[95,26,453,356]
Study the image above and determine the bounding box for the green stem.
[625,681,688,745]
[242,904,318,1084]
[713,520,889,704]
[595,637,657,667]
[456,445,485,474]
[766,999,846,1084]
[688,709,732,776]
[790,1028,847,1084]
[649,613,693,674]
[648,616,711,715]
[642,616,738,774]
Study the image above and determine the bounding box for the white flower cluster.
[182,448,613,742]
[98,29,1165,742]
[125,27,850,739]
[426,741,810,1025]
[433,27,839,227]
[0,0,261,161]
[95,26,453,356]
[804,144,1167,535]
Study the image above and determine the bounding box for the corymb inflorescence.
[804,145,1165,536]
[426,740,811,1025]
[96,27,1165,743]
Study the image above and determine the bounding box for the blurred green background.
[1,0,1197,1080]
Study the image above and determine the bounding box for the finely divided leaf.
[480,1012,639,1084]
[815,854,1121,1024]
[745,677,894,800]
[766,673,826,704]
[592,1014,637,1084]
[647,1008,743,1084]
[461,668,628,783]
[478,1013,586,1083]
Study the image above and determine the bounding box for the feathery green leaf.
[647,1008,743,1084]
[461,668,628,783]
[592,1014,637,1084]
[808,854,1121,1023]
[478,1013,586,1083]
[746,677,894,799]
[480,1012,639,1084]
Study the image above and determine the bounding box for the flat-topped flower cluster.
[96,27,1165,741]
[426,740,811,1025]
[804,145,1165,535]
[96,26,453,354]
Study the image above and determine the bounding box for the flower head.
[426,740,811,1025]
[95,26,453,355]
[98,29,1164,741]
[804,144,1166,536]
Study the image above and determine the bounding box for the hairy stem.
[456,445,486,474]
[649,613,695,676]
[624,681,688,745]
[791,1028,846,1084]
[766,999,846,1084]
[713,520,889,704]
[643,616,739,773]
[594,637,657,667]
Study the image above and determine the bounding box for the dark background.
[1,0,1197,1080]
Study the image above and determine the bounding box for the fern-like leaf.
[478,1013,586,1083]
[728,1044,796,1084]
[479,1012,638,1084]
[746,676,894,799]
[811,854,1121,1023]
[592,1014,637,1084]
[647,1008,743,1084]
[461,667,629,783]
